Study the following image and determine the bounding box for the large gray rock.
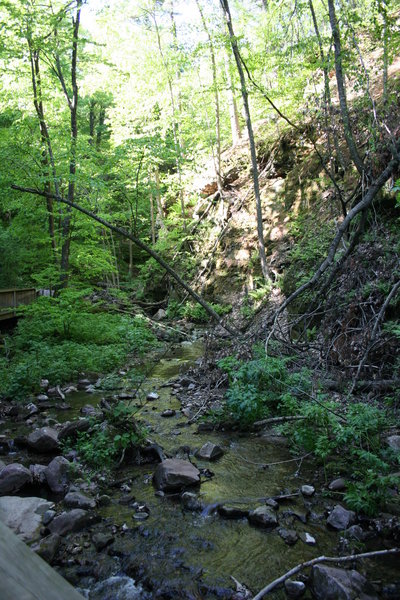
[248,505,278,528]
[45,456,70,494]
[89,576,143,600]
[312,565,369,600]
[0,496,54,542]
[27,427,59,452]
[195,442,224,461]
[48,509,95,536]
[64,491,96,509]
[0,463,32,494]
[327,505,356,530]
[153,459,200,492]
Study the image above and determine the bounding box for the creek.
[1,338,399,599]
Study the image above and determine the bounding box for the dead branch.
[252,415,307,429]
[252,548,400,600]
[350,279,400,393]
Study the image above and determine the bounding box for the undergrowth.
[216,345,399,516]
[0,288,156,398]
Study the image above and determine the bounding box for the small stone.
[301,484,315,497]
[161,409,176,417]
[33,533,61,564]
[40,379,49,390]
[278,527,298,545]
[284,579,306,598]
[195,442,224,461]
[327,505,356,530]
[153,309,166,321]
[345,525,365,541]
[299,532,316,545]
[98,495,111,507]
[328,478,346,491]
[43,509,56,525]
[37,394,49,402]
[133,512,149,520]
[26,403,39,416]
[181,492,204,512]
[248,506,278,528]
[265,498,279,510]
[387,436,400,451]
[147,391,159,401]
[92,532,114,551]
[218,505,249,519]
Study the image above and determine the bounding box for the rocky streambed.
[0,339,399,599]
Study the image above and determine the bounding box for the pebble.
[328,477,346,491]
[301,484,315,497]
[147,392,159,401]
[161,409,176,417]
[299,532,316,545]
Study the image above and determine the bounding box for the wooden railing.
[0,288,37,321]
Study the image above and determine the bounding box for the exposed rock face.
[326,505,356,530]
[0,496,54,542]
[27,427,59,452]
[64,491,96,509]
[248,506,278,528]
[153,459,200,492]
[195,442,224,461]
[312,565,371,600]
[0,463,32,494]
[45,456,70,494]
[48,509,96,536]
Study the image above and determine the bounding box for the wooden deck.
[0,520,84,600]
[0,288,37,321]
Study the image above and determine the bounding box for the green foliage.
[65,401,147,470]
[0,290,156,398]
[218,347,311,425]
[166,299,232,323]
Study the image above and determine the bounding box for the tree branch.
[252,548,400,599]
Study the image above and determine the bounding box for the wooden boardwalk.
[0,288,37,321]
[0,520,84,600]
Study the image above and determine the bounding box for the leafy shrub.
[218,347,311,425]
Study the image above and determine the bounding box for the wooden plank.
[0,520,85,600]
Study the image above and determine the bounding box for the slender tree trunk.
[28,44,57,256]
[195,0,223,193]
[327,0,365,176]
[381,0,389,104]
[89,98,95,144]
[220,0,270,281]
[155,167,166,229]
[224,50,242,145]
[59,0,82,287]
[149,184,156,245]
[96,106,106,149]
[153,9,186,231]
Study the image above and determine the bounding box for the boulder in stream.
[32,533,61,564]
[48,508,98,536]
[64,491,96,509]
[195,442,224,461]
[311,565,375,600]
[0,463,32,494]
[27,427,59,452]
[45,456,71,494]
[58,418,90,441]
[0,495,54,542]
[153,458,200,492]
[248,506,278,528]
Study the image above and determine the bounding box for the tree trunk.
[220,0,270,281]
[195,0,223,193]
[224,50,242,145]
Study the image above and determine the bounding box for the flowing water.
[2,339,399,598]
